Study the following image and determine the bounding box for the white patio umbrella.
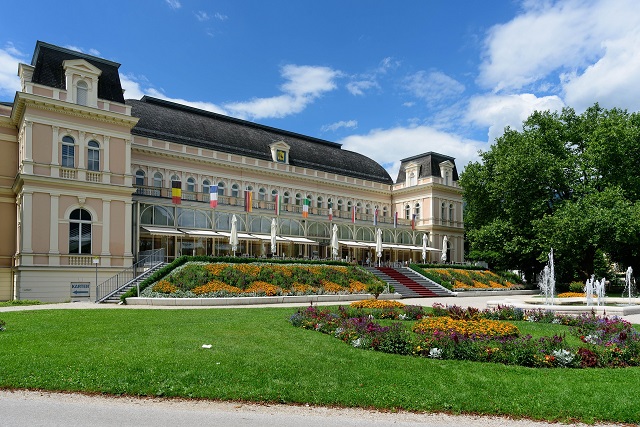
[422,233,428,264]
[331,224,339,260]
[440,235,448,263]
[375,228,383,267]
[230,214,239,256]
[270,218,277,256]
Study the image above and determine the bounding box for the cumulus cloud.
[346,80,378,96]
[479,0,640,94]
[466,93,565,143]
[404,70,465,105]
[225,64,340,119]
[121,73,227,114]
[321,120,357,132]
[339,126,483,179]
[346,57,398,96]
[0,43,23,98]
[214,12,228,21]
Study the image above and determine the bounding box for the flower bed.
[141,261,387,298]
[413,267,524,290]
[290,303,640,368]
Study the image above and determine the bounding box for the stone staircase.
[99,263,166,303]
[365,266,454,298]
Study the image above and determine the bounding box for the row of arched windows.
[61,135,100,171]
[134,170,390,215]
[404,203,421,219]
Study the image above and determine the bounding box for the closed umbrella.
[270,218,277,256]
[422,233,428,264]
[331,224,339,260]
[230,214,239,256]
[440,235,448,263]
[375,228,383,267]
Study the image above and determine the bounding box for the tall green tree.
[460,105,640,284]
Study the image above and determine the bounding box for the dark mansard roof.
[30,41,125,104]
[127,96,394,184]
[395,152,459,184]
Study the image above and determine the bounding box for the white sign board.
[71,282,90,300]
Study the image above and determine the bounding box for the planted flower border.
[290,302,640,368]
[411,265,524,291]
[138,261,388,299]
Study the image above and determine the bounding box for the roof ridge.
[32,41,121,68]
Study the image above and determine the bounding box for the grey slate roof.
[127,96,394,184]
[395,152,459,184]
[30,41,125,104]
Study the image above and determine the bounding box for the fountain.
[538,248,555,305]
[584,275,594,306]
[623,266,636,305]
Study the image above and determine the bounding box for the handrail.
[95,248,165,303]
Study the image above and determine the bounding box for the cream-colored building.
[0,42,463,302]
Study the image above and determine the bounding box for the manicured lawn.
[0,307,639,424]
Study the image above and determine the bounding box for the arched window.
[415,203,421,217]
[87,140,100,171]
[62,136,75,168]
[295,193,302,206]
[283,191,290,204]
[202,180,210,195]
[170,175,180,186]
[445,171,450,186]
[217,182,225,196]
[316,196,323,209]
[449,204,454,222]
[441,202,446,223]
[337,199,343,211]
[186,177,195,192]
[258,188,266,201]
[306,195,313,207]
[365,204,371,215]
[356,202,362,214]
[231,184,240,198]
[69,208,91,254]
[405,204,411,220]
[153,172,163,187]
[76,81,88,106]
[271,189,278,201]
[135,170,145,186]
[327,198,333,208]
[347,201,352,212]
[383,206,388,217]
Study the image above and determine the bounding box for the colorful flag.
[302,198,310,218]
[172,181,181,204]
[274,194,281,216]
[244,190,252,212]
[393,211,398,228]
[209,185,218,208]
[411,213,416,230]
[373,207,378,226]
[351,206,356,223]
[328,207,333,221]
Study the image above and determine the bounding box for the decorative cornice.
[10,92,139,129]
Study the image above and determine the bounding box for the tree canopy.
[460,104,640,284]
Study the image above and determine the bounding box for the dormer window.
[439,160,455,186]
[269,141,291,164]
[76,81,88,106]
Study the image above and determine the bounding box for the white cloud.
[479,0,640,93]
[64,45,83,53]
[225,64,340,119]
[214,12,228,21]
[466,93,565,143]
[120,73,227,114]
[563,29,640,112]
[166,0,181,9]
[339,126,483,179]
[404,70,465,104]
[346,80,378,96]
[63,45,101,57]
[195,11,209,21]
[321,120,357,132]
[0,44,23,98]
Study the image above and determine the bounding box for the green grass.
[0,308,639,424]
[0,300,44,307]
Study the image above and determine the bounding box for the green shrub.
[569,281,584,292]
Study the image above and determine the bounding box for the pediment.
[62,59,103,77]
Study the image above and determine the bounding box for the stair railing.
[95,248,165,303]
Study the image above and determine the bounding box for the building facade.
[0,42,464,302]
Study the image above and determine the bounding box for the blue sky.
[2,0,640,180]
